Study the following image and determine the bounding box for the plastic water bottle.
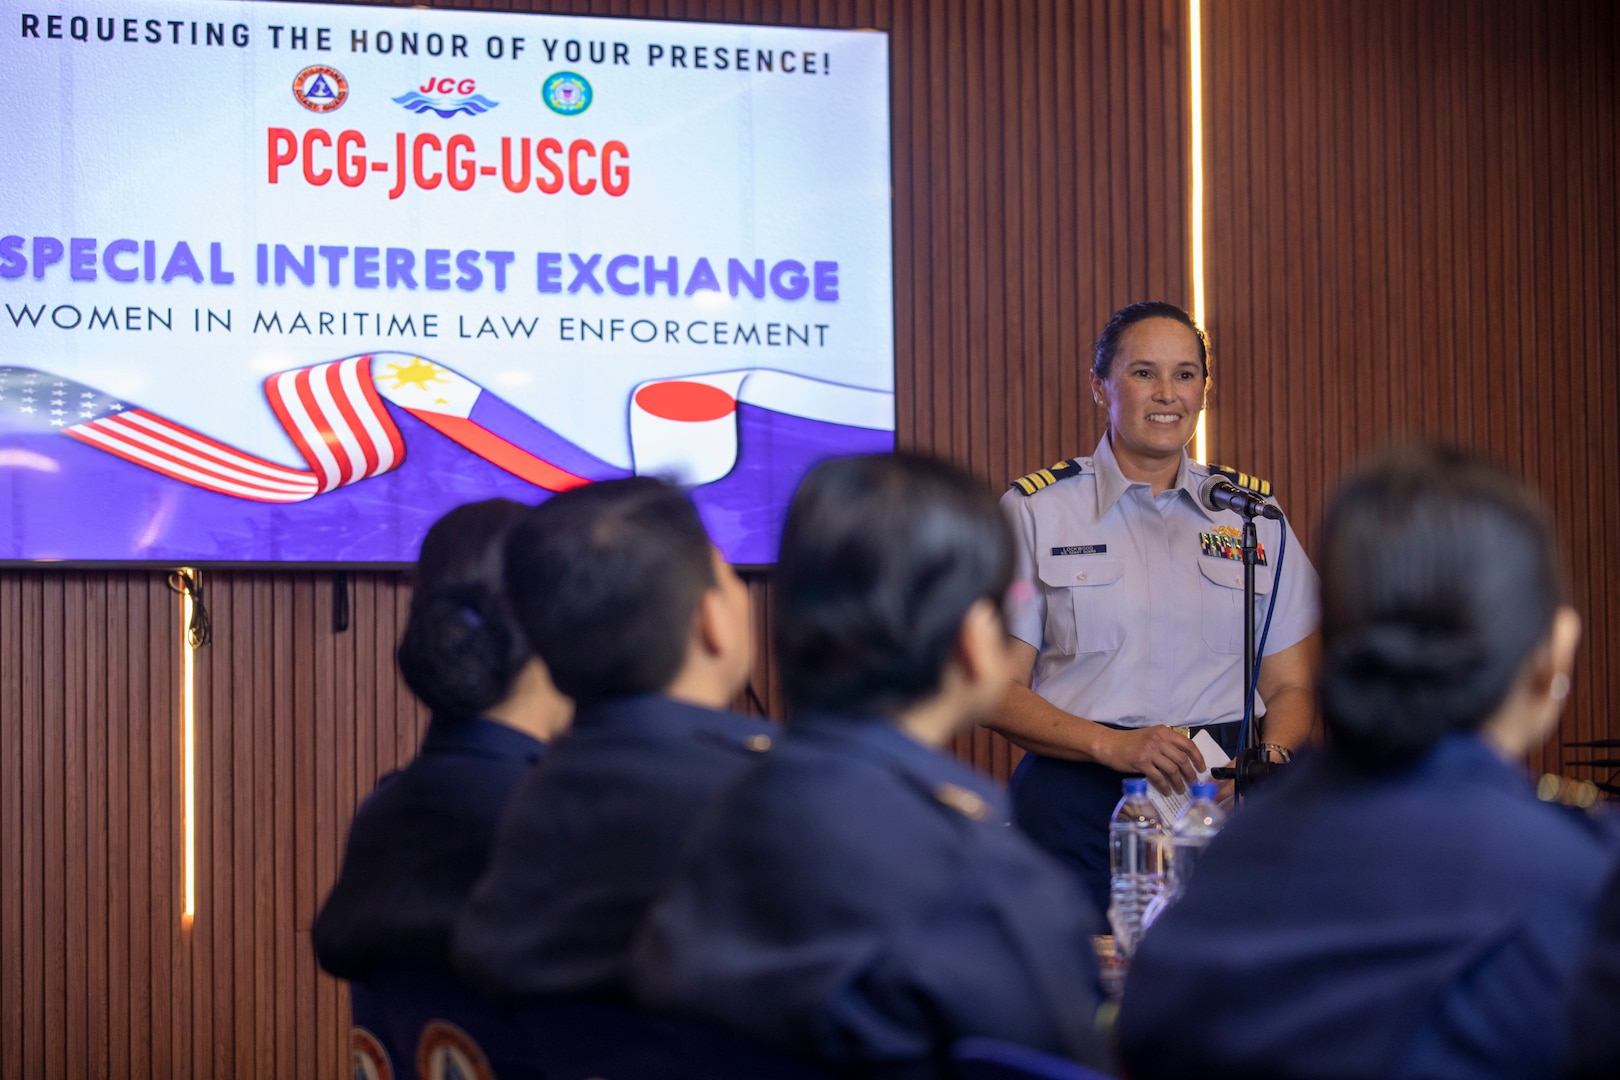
[1141,781,1227,931]
[1107,778,1167,959]
[1169,781,1226,897]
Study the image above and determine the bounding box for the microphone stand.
[1211,509,1281,800]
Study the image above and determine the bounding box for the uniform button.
[1076,572,1087,582]
[1234,576,1242,586]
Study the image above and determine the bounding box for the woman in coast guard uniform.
[633,454,1111,1078]
[1118,446,1620,1078]
[991,301,1320,914]
[313,499,572,979]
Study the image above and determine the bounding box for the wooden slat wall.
[1201,0,1620,780]
[14,1,1617,1077]
[2,4,1189,1075]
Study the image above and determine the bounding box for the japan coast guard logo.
[294,65,349,112]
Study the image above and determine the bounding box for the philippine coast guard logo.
[416,1020,495,1080]
[293,65,349,113]
[542,71,592,115]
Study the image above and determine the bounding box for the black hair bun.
[397,585,524,720]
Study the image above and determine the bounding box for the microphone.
[1199,474,1283,520]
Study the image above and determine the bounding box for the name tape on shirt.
[1050,544,1107,557]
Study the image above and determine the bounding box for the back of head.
[397,499,531,721]
[1320,446,1565,768]
[503,478,717,707]
[776,453,1014,718]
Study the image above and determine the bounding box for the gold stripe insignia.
[933,782,991,821]
[1009,459,1082,497]
[1211,464,1273,498]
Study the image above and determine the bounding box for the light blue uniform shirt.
[1001,434,1319,730]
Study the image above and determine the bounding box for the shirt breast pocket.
[1198,559,1274,654]
[1037,556,1126,655]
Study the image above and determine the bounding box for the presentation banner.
[0,0,894,564]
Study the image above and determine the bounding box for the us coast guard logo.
[542,71,592,115]
[293,65,349,113]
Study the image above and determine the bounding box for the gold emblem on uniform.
[743,733,774,753]
[933,782,991,821]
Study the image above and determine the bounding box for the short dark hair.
[1319,446,1566,768]
[775,453,1015,718]
[1093,300,1209,381]
[503,478,717,707]
[397,499,531,721]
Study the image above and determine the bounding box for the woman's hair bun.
[397,498,532,721]
[397,585,525,720]
[1319,447,1563,768]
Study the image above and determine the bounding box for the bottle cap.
[1123,778,1149,795]
[1191,781,1218,800]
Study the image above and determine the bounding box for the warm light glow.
[1189,0,1209,465]
[180,570,197,926]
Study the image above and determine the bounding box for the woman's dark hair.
[1320,446,1566,768]
[1093,300,1209,381]
[776,453,1015,719]
[397,499,532,721]
[503,478,717,707]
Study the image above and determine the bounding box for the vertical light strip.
[180,569,197,928]
[1189,0,1209,464]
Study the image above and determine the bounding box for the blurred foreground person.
[314,499,572,979]
[633,454,1112,1079]
[1119,447,1619,1079]
[453,478,773,1001]
[1566,862,1620,1078]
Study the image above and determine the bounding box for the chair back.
[368,967,543,1080]
[952,1036,1116,1080]
[519,998,833,1080]
[348,979,400,1080]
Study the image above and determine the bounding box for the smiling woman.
[988,299,1322,918]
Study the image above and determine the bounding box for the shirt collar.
[420,715,547,765]
[1092,432,1208,519]
[785,711,1010,824]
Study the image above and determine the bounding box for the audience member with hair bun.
[313,499,572,979]
[1118,446,1620,1079]
[632,454,1111,1078]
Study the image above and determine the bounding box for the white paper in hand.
[1146,730,1233,825]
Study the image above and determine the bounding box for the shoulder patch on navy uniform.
[933,782,991,821]
[1208,463,1273,498]
[1009,458,1086,497]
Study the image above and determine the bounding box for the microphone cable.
[1237,522,1287,753]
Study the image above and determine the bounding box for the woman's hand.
[1094,726,1204,794]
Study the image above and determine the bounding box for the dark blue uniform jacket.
[630,712,1110,1079]
[452,694,776,1002]
[1119,735,1620,1080]
[312,716,545,980]
[1566,862,1620,1079]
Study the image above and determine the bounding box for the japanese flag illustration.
[629,369,894,485]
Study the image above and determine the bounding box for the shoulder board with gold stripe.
[1009,459,1082,497]
[1209,464,1273,498]
[933,782,991,821]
